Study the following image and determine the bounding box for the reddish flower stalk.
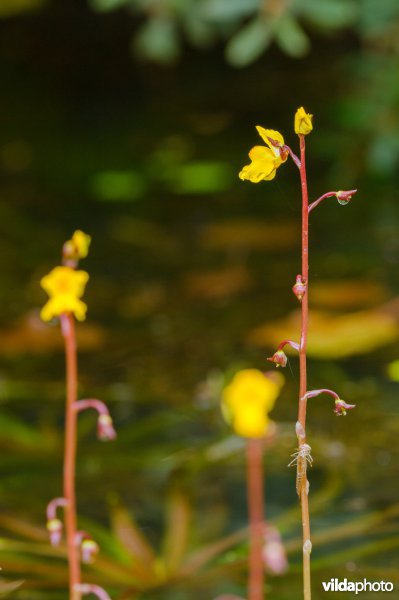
[74,399,117,441]
[308,189,357,213]
[297,133,312,600]
[61,312,81,598]
[246,438,265,600]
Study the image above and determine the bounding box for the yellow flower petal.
[221,369,283,439]
[72,230,91,258]
[294,107,313,135]
[40,266,89,321]
[239,146,278,183]
[234,405,271,438]
[256,127,285,157]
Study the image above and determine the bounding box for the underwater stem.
[298,134,312,600]
[246,438,265,600]
[62,313,81,599]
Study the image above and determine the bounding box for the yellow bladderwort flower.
[239,127,288,183]
[221,369,283,438]
[40,266,89,321]
[294,107,313,135]
[64,230,91,260]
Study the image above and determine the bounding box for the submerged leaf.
[110,503,156,567]
[200,220,298,251]
[247,307,399,358]
[162,488,191,574]
[183,266,253,300]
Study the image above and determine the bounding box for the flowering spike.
[334,399,356,416]
[293,274,307,301]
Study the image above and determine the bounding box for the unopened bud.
[262,526,288,575]
[334,398,356,416]
[46,518,63,546]
[335,189,357,205]
[81,539,99,563]
[292,274,307,301]
[97,413,117,441]
[267,350,287,368]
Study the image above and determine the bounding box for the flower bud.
[294,107,313,135]
[267,350,287,368]
[97,413,117,441]
[46,518,63,546]
[335,189,357,205]
[63,230,91,262]
[262,526,288,575]
[292,274,307,301]
[81,538,99,563]
[334,398,356,416]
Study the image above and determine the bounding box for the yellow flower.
[64,230,91,260]
[40,266,89,321]
[239,127,287,183]
[294,107,313,135]
[221,369,283,438]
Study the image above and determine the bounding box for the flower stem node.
[46,518,63,547]
[267,349,288,368]
[97,413,117,441]
[303,539,312,555]
[334,398,356,416]
[335,189,357,205]
[292,274,307,301]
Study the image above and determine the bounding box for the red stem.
[298,134,312,600]
[246,439,265,600]
[62,313,81,600]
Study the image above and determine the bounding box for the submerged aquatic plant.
[221,369,286,600]
[41,230,115,600]
[240,109,357,600]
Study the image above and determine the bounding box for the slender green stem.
[246,438,265,600]
[62,313,81,600]
[298,134,312,600]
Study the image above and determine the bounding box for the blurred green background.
[0,0,399,598]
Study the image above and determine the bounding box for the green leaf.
[225,17,273,67]
[162,488,191,574]
[201,0,260,23]
[298,0,358,29]
[275,16,310,58]
[170,161,233,194]
[88,0,128,11]
[134,17,180,65]
[90,170,147,202]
